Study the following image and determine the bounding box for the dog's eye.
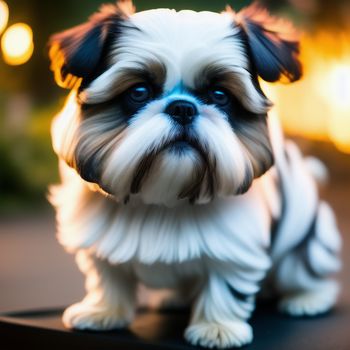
[128,83,152,103]
[209,88,230,106]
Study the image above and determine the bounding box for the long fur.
[49,2,341,349]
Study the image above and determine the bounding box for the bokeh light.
[325,63,350,153]
[263,32,350,155]
[0,0,9,35]
[328,63,350,110]
[1,23,34,65]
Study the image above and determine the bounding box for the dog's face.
[49,1,301,206]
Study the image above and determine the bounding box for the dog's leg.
[275,202,341,316]
[63,250,137,330]
[184,270,262,349]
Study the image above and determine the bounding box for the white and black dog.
[48,1,341,348]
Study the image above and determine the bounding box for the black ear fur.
[49,1,135,89]
[233,3,302,83]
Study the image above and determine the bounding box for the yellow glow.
[263,32,350,154]
[329,113,350,153]
[327,64,350,109]
[1,23,34,65]
[0,1,9,35]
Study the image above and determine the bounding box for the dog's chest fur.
[53,163,273,269]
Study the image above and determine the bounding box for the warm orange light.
[0,1,9,35]
[329,118,350,154]
[322,62,350,153]
[263,32,350,154]
[1,23,34,65]
[327,64,350,110]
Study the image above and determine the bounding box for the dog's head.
[49,0,301,206]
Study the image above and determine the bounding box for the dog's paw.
[279,283,339,317]
[62,302,133,331]
[184,320,253,349]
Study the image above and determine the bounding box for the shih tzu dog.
[48,1,341,348]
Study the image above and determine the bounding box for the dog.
[48,1,341,348]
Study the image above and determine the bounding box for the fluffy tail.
[304,156,329,186]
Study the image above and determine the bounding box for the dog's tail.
[304,156,329,186]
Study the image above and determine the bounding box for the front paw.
[184,320,253,349]
[63,302,133,331]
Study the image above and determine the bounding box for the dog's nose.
[165,100,198,125]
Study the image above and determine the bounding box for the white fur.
[279,281,339,316]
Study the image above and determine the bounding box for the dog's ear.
[49,1,135,89]
[229,2,302,83]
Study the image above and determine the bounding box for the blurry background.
[0,0,349,314]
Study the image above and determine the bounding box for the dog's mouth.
[129,131,213,199]
[166,133,201,152]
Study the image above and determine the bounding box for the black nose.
[165,100,198,125]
